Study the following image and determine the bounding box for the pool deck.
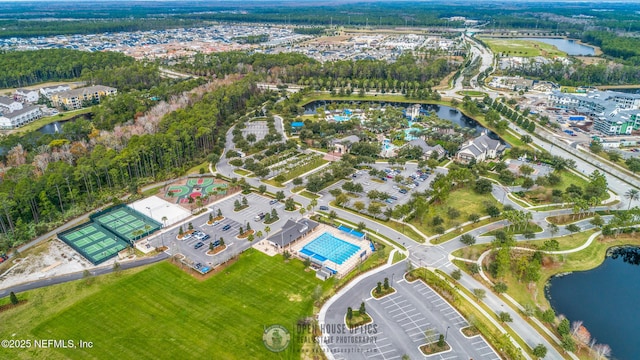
[290,223,371,278]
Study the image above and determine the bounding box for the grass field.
[0,250,331,359]
[481,38,566,58]
[411,188,501,237]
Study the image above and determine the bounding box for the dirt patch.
[0,300,28,314]
[206,245,227,255]
[288,293,303,302]
[0,239,93,289]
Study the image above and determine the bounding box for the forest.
[582,31,640,65]
[176,52,452,90]
[0,49,156,89]
[0,75,275,252]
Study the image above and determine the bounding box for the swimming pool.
[333,115,350,122]
[337,225,365,238]
[300,232,360,265]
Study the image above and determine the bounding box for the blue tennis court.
[300,232,360,265]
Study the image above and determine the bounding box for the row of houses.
[0,96,42,129]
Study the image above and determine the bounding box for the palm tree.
[625,188,640,210]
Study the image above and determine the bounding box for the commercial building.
[548,90,640,136]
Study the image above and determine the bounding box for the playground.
[163,177,231,207]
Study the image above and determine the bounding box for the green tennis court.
[93,206,161,242]
[58,205,162,265]
[58,223,129,265]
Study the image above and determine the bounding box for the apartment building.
[50,85,117,110]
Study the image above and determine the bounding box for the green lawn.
[234,168,252,176]
[410,188,501,237]
[456,90,486,97]
[262,179,284,188]
[0,250,331,359]
[299,190,320,200]
[480,38,567,58]
[432,217,503,244]
[186,161,209,175]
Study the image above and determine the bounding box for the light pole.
[146,206,153,219]
[445,326,450,341]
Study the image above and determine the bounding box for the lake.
[547,247,640,360]
[303,100,489,134]
[515,37,595,56]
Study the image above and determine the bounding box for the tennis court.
[58,223,129,264]
[93,206,162,242]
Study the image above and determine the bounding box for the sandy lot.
[0,239,95,289]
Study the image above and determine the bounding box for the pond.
[547,247,640,359]
[514,37,595,56]
[303,100,489,134]
[37,113,92,134]
[38,121,66,134]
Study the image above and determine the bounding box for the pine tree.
[9,291,18,305]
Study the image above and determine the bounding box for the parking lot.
[241,120,270,142]
[319,163,447,212]
[324,263,500,360]
[148,192,289,271]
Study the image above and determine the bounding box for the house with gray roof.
[406,138,446,159]
[330,135,360,155]
[456,133,503,163]
[0,96,23,113]
[267,218,319,249]
[0,105,42,129]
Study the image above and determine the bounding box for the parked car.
[319,205,329,211]
[222,224,231,231]
[399,189,408,194]
[194,242,204,249]
[255,213,266,221]
[269,199,278,205]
